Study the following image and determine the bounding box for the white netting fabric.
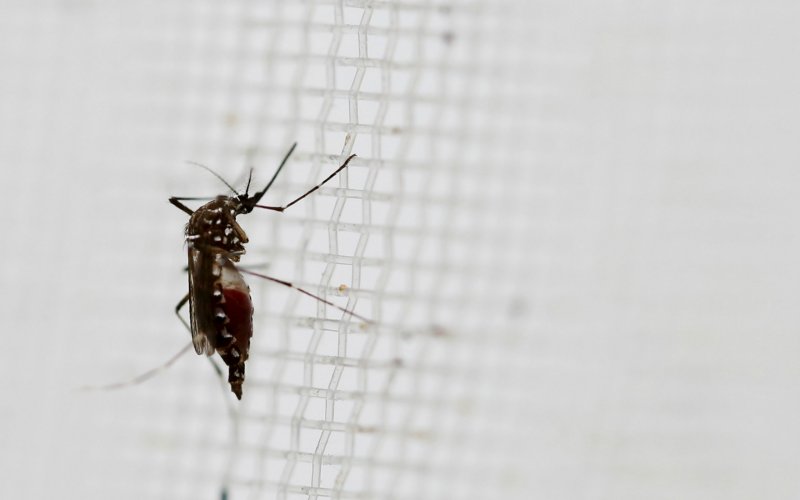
[2,1,800,500]
[198,3,526,498]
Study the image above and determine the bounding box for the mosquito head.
[237,143,298,215]
[237,193,258,215]
[236,168,257,214]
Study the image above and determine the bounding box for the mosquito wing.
[187,247,217,356]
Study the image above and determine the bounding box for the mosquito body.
[170,144,362,399]
[176,196,256,399]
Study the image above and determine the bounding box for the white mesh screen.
[2,2,800,500]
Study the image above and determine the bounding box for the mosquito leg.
[237,267,372,324]
[212,356,239,500]
[184,161,240,196]
[176,292,239,411]
[77,342,194,392]
[175,292,192,335]
[169,197,195,215]
[177,293,235,397]
[175,284,241,500]
[254,153,357,212]
[208,356,225,378]
[236,261,271,271]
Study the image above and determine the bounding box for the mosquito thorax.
[186,196,249,260]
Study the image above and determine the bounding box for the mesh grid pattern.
[217,3,466,498]
[2,1,800,500]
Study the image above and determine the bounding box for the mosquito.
[83,144,369,399]
[168,143,369,399]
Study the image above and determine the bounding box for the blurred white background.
[1,1,799,499]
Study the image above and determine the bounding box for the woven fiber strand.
[1,2,799,500]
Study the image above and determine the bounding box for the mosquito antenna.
[247,142,298,205]
[186,160,240,197]
[77,342,194,392]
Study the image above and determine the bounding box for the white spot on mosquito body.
[216,257,249,294]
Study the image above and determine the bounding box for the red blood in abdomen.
[221,288,253,358]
